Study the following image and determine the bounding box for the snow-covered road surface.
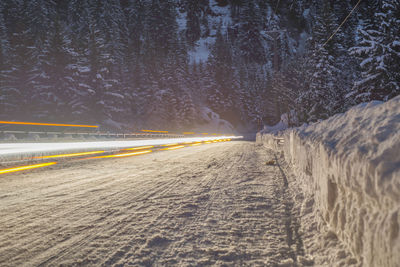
[0,141,345,266]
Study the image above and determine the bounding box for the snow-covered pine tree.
[0,2,13,119]
[350,0,400,103]
[207,27,236,120]
[297,2,342,122]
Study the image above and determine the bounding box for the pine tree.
[297,2,342,122]
[350,0,400,103]
[0,2,13,118]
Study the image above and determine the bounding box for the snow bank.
[194,107,234,134]
[257,96,400,266]
[260,113,290,134]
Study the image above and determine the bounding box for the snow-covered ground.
[0,141,346,266]
[257,96,400,266]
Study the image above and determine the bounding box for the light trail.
[190,143,202,147]
[160,145,185,151]
[202,133,208,135]
[183,132,195,134]
[204,141,212,144]
[0,121,98,128]
[88,150,152,159]
[141,130,168,133]
[0,162,57,175]
[0,136,242,160]
[122,146,154,151]
[162,143,179,147]
[34,151,105,159]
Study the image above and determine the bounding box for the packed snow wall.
[257,96,400,267]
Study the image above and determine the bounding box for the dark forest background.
[0,0,399,131]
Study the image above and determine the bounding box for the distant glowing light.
[122,146,154,151]
[183,132,195,134]
[141,129,168,133]
[34,151,105,159]
[89,150,152,159]
[160,145,185,151]
[0,162,57,175]
[0,120,98,128]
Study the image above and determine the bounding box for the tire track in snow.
[0,142,304,266]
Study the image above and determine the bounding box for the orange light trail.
[162,143,179,147]
[122,146,154,151]
[0,162,57,175]
[89,150,152,159]
[204,141,212,144]
[183,132,195,134]
[34,151,105,159]
[190,143,202,147]
[160,145,185,151]
[0,121,98,128]
[141,129,168,133]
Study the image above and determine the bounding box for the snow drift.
[257,96,400,266]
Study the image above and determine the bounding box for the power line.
[320,0,362,49]
[275,0,281,13]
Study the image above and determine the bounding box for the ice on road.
[0,142,305,266]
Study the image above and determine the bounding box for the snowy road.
[0,141,305,266]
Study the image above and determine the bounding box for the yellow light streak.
[34,151,105,159]
[162,143,179,147]
[0,120,98,128]
[0,162,57,175]
[183,132,195,134]
[141,129,169,133]
[122,146,154,151]
[212,133,218,135]
[204,141,212,144]
[190,143,202,147]
[89,150,152,159]
[160,145,185,151]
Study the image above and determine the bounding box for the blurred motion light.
[141,130,168,133]
[89,150,152,159]
[0,120,98,128]
[0,162,57,175]
[160,145,185,151]
[34,151,105,159]
[122,146,154,151]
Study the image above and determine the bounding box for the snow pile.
[257,96,400,266]
[260,113,291,134]
[194,107,234,134]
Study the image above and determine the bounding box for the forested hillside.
[0,0,399,131]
